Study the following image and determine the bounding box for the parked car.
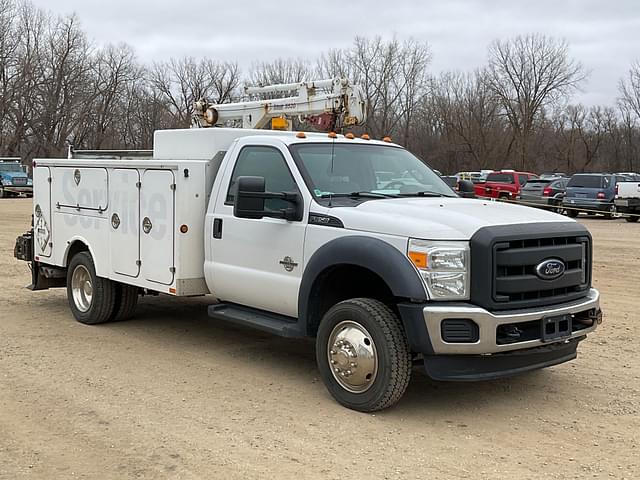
[518,177,569,213]
[474,170,539,199]
[563,173,631,218]
[0,158,33,198]
[456,170,493,184]
[441,175,476,198]
[540,172,568,180]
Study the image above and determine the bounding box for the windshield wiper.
[398,191,453,198]
[319,191,399,199]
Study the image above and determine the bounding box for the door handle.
[213,218,223,239]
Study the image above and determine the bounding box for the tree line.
[1,0,640,174]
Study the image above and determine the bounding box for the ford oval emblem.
[535,258,566,280]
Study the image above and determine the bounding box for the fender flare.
[297,235,428,329]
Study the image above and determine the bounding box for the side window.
[518,175,528,186]
[226,146,298,211]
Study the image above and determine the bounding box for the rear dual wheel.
[316,298,412,412]
[67,252,138,324]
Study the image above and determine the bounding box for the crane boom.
[192,78,366,131]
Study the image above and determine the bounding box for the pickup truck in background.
[0,158,33,198]
[474,170,539,200]
[614,180,640,223]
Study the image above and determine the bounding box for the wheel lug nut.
[330,350,336,355]
[330,360,336,365]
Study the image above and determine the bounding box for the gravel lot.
[1,198,638,479]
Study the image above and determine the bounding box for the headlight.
[407,239,470,300]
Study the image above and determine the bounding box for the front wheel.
[316,298,412,412]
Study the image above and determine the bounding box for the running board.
[208,303,304,338]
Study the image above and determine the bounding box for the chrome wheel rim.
[327,320,378,393]
[71,265,93,313]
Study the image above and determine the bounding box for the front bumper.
[3,185,33,194]
[424,338,584,381]
[422,288,601,355]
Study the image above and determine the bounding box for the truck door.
[209,145,307,318]
[109,169,140,277]
[140,170,175,286]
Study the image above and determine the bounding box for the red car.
[474,170,539,199]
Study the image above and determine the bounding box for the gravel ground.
[1,198,638,479]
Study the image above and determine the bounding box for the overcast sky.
[30,0,640,106]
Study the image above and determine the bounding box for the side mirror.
[234,176,266,219]
[458,180,475,194]
[234,176,303,221]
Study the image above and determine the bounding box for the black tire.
[566,209,579,218]
[625,215,639,223]
[67,251,117,325]
[110,283,139,321]
[603,205,616,219]
[316,298,412,412]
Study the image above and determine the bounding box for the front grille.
[470,223,592,311]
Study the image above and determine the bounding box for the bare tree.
[619,61,640,120]
[486,34,587,169]
[249,58,309,86]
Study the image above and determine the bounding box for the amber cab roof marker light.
[345,132,355,139]
[361,133,370,140]
[296,132,306,139]
[328,131,338,139]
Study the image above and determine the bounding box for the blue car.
[0,159,32,198]
[563,173,630,218]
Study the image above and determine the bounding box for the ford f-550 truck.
[13,80,602,411]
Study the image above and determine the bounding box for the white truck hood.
[329,198,572,240]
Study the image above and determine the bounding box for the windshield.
[289,143,455,198]
[0,163,24,173]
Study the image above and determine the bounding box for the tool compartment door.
[33,166,52,258]
[110,169,140,277]
[140,169,175,285]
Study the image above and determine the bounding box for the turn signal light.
[408,251,427,269]
[596,191,606,199]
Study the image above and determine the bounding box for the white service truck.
[14,79,602,411]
